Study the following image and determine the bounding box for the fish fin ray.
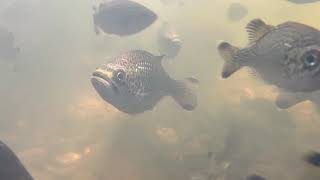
[246,19,274,44]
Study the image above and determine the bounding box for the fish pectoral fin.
[246,19,274,44]
[217,41,243,78]
[275,92,309,109]
[171,77,199,111]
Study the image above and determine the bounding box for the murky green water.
[0,0,320,179]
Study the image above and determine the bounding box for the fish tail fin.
[171,77,199,111]
[217,41,243,78]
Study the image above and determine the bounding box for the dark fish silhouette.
[93,0,157,36]
[91,50,198,114]
[304,151,320,167]
[0,141,33,180]
[246,174,266,180]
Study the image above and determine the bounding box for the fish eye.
[117,71,124,80]
[114,70,125,83]
[303,51,319,68]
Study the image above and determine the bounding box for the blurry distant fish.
[91,50,198,114]
[0,26,20,71]
[227,3,248,22]
[0,27,19,59]
[160,0,176,5]
[217,19,320,109]
[0,141,33,180]
[203,123,243,180]
[93,0,158,36]
[246,174,266,180]
[188,124,243,180]
[187,152,229,180]
[157,22,182,59]
[304,151,320,167]
[287,0,320,4]
[160,0,185,7]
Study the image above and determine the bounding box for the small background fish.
[0,26,20,71]
[227,2,248,22]
[157,22,182,59]
[93,0,158,36]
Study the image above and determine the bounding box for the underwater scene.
[1,0,320,179]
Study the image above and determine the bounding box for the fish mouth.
[92,70,110,81]
[91,69,119,93]
[91,69,136,114]
[92,71,111,86]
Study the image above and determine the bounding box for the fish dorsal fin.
[246,19,274,44]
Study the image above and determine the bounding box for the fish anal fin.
[246,19,274,44]
[276,92,309,109]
